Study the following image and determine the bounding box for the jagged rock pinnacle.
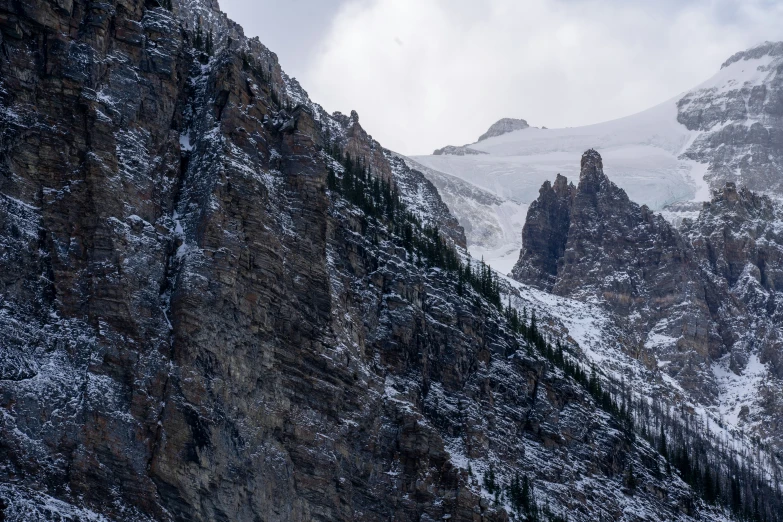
[510,172,575,289]
[576,149,611,197]
[553,173,570,194]
[580,148,603,174]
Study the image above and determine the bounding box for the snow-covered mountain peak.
[477,117,530,141]
[411,42,783,273]
[681,44,781,130]
[432,117,531,155]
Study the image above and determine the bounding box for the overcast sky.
[220,0,783,155]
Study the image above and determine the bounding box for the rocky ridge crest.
[478,118,530,142]
[512,150,783,449]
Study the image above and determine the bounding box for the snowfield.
[412,97,697,211]
[410,51,780,275]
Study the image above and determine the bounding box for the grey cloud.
[221,0,783,155]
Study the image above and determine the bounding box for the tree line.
[324,147,502,309]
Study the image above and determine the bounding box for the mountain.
[512,149,783,403]
[679,42,783,196]
[433,118,531,156]
[412,42,783,265]
[432,144,488,156]
[1,1,781,521]
[387,151,467,249]
[510,149,783,516]
[478,118,531,142]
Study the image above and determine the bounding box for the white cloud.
[302,0,783,155]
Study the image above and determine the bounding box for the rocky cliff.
[511,150,783,454]
[510,174,574,290]
[0,1,778,521]
[678,41,783,195]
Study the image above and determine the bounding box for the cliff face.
[0,2,770,521]
[681,183,783,439]
[0,1,485,519]
[512,150,783,448]
[678,41,783,195]
[510,174,575,290]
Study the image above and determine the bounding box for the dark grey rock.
[0,3,759,522]
[678,42,783,195]
[510,173,575,290]
[512,150,783,448]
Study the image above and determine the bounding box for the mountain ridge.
[1,1,781,521]
[511,148,783,460]
[413,40,783,262]
[433,118,532,155]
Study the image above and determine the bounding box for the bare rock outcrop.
[510,173,575,290]
[678,41,783,194]
[512,150,783,447]
[478,117,530,142]
[432,118,529,155]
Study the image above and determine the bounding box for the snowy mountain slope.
[386,151,467,248]
[413,94,699,209]
[678,42,783,196]
[412,42,783,270]
[509,248,779,470]
[504,274,783,504]
[506,150,783,508]
[495,151,783,521]
[402,156,528,273]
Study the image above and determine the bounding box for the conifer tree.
[704,467,716,504]
[484,464,497,495]
[658,424,668,459]
[326,168,338,191]
[625,462,638,493]
[195,25,204,50]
